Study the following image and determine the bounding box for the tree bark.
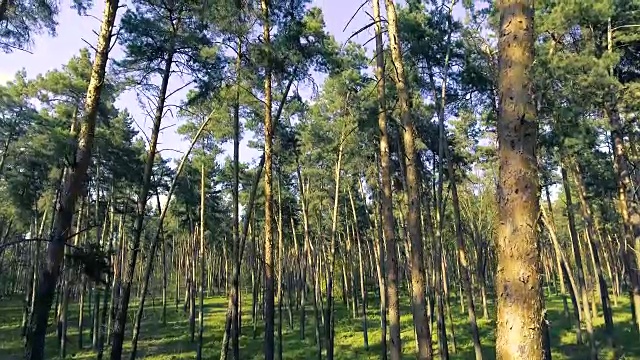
[110,42,176,360]
[326,136,345,360]
[384,0,432,358]
[571,160,615,347]
[196,165,206,360]
[24,1,119,358]
[561,164,596,357]
[495,1,545,359]
[372,0,396,356]
[261,0,274,357]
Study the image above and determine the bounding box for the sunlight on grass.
[0,290,639,359]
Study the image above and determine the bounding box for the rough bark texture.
[373,0,400,357]
[261,0,275,357]
[495,1,545,359]
[24,1,119,358]
[384,0,432,358]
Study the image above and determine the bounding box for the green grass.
[0,289,638,359]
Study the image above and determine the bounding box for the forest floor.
[0,291,638,359]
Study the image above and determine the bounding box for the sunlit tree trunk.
[24,1,119,357]
[495,1,545,358]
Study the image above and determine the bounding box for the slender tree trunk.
[162,229,167,326]
[349,188,369,349]
[371,194,388,360]
[495,1,544,358]
[228,12,243,353]
[374,0,400,357]
[541,204,583,344]
[277,175,284,360]
[384,1,432,357]
[562,165,596,357]
[110,44,176,360]
[197,165,206,360]
[606,23,640,336]
[571,161,615,347]
[326,137,345,360]
[428,5,482,351]
[24,2,119,357]
[261,0,275,357]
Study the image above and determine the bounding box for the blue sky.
[0,0,374,165]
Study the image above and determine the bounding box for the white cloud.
[0,72,11,84]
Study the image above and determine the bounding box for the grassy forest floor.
[0,291,638,359]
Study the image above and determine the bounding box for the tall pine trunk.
[24,1,119,357]
[374,0,400,357]
[261,0,275,357]
[495,1,544,358]
[109,43,176,360]
[384,0,432,358]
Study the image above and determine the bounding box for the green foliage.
[0,0,92,52]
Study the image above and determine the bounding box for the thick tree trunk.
[495,1,545,359]
[24,1,119,358]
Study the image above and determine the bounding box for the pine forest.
[1,0,640,359]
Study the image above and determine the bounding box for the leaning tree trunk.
[495,1,545,359]
[110,44,176,360]
[384,0,432,358]
[24,1,119,358]
[127,92,213,360]
[540,205,583,345]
